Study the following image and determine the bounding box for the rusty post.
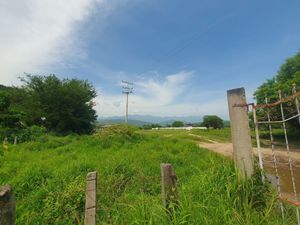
[161,163,178,216]
[0,185,16,225]
[265,97,284,219]
[227,88,254,179]
[252,106,265,183]
[279,90,300,225]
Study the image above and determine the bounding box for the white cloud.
[95,71,229,118]
[0,0,124,85]
[0,1,230,118]
[135,71,193,105]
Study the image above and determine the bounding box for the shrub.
[0,126,46,143]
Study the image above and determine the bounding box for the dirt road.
[198,141,300,162]
[198,139,300,197]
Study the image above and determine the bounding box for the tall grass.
[0,126,293,224]
[190,128,232,142]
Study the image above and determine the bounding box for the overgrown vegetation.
[201,115,224,129]
[0,126,293,224]
[0,74,97,136]
[191,128,232,142]
[254,50,300,130]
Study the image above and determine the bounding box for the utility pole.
[122,81,133,124]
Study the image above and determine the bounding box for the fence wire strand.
[253,85,300,224]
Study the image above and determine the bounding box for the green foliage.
[0,75,97,135]
[223,120,231,128]
[0,129,291,224]
[189,127,231,142]
[201,115,224,129]
[0,92,10,111]
[0,86,31,127]
[0,90,24,129]
[254,51,300,129]
[172,120,184,127]
[0,126,46,143]
[142,123,161,129]
[93,125,141,148]
[19,74,97,134]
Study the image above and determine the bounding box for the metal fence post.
[0,185,16,225]
[227,88,254,179]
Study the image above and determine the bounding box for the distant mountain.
[158,120,176,126]
[98,118,151,126]
[128,115,202,123]
[98,115,202,126]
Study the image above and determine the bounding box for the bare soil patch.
[198,141,300,162]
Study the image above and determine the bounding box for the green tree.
[254,50,300,129]
[21,74,97,134]
[172,121,184,127]
[0,91,24,129]
[201,115,224,129]
[142,124,161,129]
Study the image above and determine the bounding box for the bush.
[0,126,46,143]
[201,115,224,129]
[0,131,290,224]
[172,121,184,127]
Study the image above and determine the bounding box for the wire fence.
[252,83,300,224]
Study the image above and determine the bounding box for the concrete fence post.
[85,171,97,225]
[14,137,17,145]
[0,185,16,225]
[161,163,178,216]
[227,88,254,179]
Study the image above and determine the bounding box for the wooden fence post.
[0,185,16,225]
[227,88,254,179]
[3,137,8,150]
[85,171,97,225]
[14,137,17,145]
[161,163,178,216]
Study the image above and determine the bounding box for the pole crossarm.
[121,80,134,124]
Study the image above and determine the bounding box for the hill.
[98,115,202,126]
[98,118,151,126]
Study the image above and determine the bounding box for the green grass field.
[0,126,296,224]
[141,128,232,143]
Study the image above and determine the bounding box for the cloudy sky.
[1,0,300,119]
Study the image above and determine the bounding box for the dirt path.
[198,141,300,162]
[191,133,300,202]
[198,140,300,198]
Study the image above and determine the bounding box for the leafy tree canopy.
[201,115,224,129]
[254,51,300,129]
[172,121,184,127]
[142,124,161,129]
[0,75,97,135]
[19,74,97,134]
[254,51,300,104]
[0,89,24,129]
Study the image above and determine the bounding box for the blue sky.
[1,0,300,118]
